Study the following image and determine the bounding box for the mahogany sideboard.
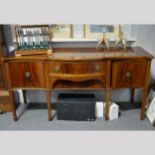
[2,47,154,121]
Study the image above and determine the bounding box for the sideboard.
[2,47,154,121]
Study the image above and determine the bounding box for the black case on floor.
[57,93,96,121]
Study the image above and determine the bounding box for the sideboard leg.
[105,89,110,120]
[140,89,147,120]
[140,60,151,120]
[130,88,135,104]
[46,90,52,121]
[105,60,111,121]
[22,90,28,104]
[9,90,17,121]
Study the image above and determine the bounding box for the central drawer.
[47,61,107,74]
[46,61,108,89]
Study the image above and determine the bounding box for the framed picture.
[50,24,72,39]
[145,82,155,125]
[145,83,155,109]
[146,95,155,125]
[84,24,119,39]
[72,24,84,39]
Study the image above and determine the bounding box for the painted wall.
[131,25,155,79]
[2,25,155,103]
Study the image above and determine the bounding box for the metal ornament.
[96,33,109,51]
[114,25,126,51]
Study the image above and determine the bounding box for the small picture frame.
[84,24,119,39]
[145,89,155,110]
[50,24,72,39]
[145,83,155,110]
[146,88,155,125]
[72,24,84,39]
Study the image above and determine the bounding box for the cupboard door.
[8,62,45,88]
[112,61,147,88]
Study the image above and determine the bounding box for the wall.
[131,25,155,79]
[2,25,155,103]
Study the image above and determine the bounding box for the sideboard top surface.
[2,47,154,62]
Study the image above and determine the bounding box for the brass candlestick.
[114,25,126,51]
[97,33,109,51]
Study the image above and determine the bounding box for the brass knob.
[25,72,31,78]
[95,65,101,72]
[54,66,60,72]
[126,71,131,78]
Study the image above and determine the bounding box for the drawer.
[112,61,147,88]
[46,61,107,89]
[47,61,107,74]
[7,62,45,88]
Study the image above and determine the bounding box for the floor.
[0,103,154,130]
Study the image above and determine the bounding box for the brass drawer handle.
[25,72,31,79]
[54,66,60,72]
[126,71,131,78]
[95,65,101,72]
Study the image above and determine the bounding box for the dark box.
[57,93,96,121]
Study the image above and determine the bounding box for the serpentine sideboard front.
[2,47,154,121]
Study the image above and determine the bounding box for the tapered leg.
[104,60,111,120]
[105,88,110,120]
[9,90,17,121]
[46,90,52,121]
[140,60,151,120]
[140,89,147,120]
[22,90,28,104]
[130,88,135,104]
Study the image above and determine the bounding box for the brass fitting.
[114,25,126,51]
[96,33,110,51]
